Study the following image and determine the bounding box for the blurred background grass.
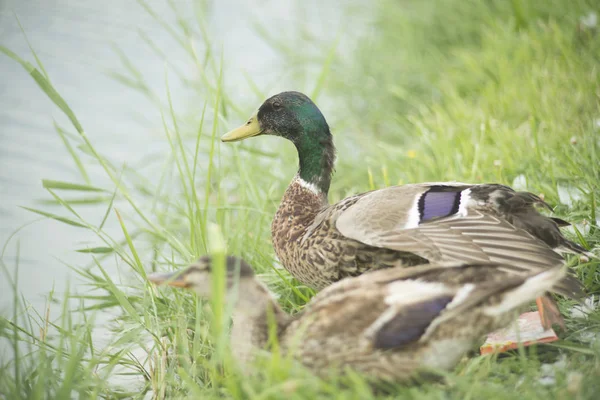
[1,0,599,398]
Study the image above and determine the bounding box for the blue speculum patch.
[419,188,461,222]
[373,296,454,349]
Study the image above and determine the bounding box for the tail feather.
[485,266,566,316]
[552,274,585,300]
[509,209,595,260]
[556,241,595,258]
[484,186,594,258]
[550,217,571,227]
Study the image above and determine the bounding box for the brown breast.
[271,179,426,289]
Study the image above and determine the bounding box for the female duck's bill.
[147,270,190,288]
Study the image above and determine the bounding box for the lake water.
[0,0,359,307]
[0,0,370,385]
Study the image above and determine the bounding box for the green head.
[222,91,335,194]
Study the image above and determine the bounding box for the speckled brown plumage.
[271,178,429,289]
[149,256,566,382]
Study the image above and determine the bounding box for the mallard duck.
[149,255,565,382]
[221,91,589,326]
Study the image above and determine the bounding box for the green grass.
[1,0,600,398]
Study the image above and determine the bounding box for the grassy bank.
[1,0,600,398]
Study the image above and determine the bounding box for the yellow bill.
[221,112,261,142]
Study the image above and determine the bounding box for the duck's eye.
[272,101,282,110]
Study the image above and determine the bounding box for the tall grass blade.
[19,206,88,228]
[0,46,84,134]
[42,180,106,192]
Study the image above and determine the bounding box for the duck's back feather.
[334,183,585,298]
[334,183,584,292]
[289,262,565,355]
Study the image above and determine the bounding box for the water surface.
[0,0,366,336]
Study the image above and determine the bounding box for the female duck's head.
[148,255,255,297]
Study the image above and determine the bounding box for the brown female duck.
[149,255,566,382]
